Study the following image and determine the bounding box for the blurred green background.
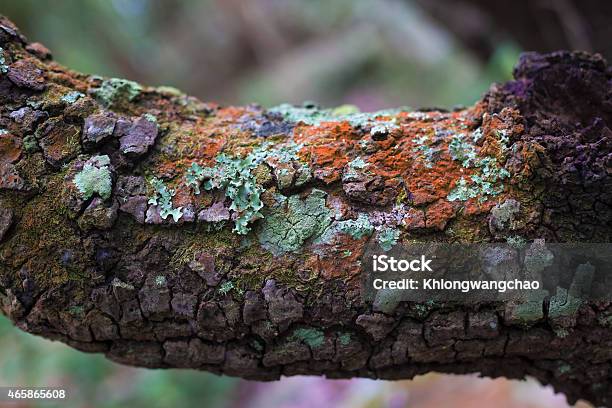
[0,1,601,407]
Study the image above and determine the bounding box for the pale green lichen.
[315,213,374,245]
[155,275,167,286]
[337,332,351,346]
[506,235,527,249]
[74,155,113,200]
[338,213,374,239]
[91,77,142,108]
[185,142,306,234]
[218,281,235,295]
[448,134,477,167]
[348,156,367,170]
[412,134,438,168]
[490,199,520,230]
[258,189,332,254]
[185,154,263,234]
[61,91,84,104]
[291,328,325,348]
[0,47,8,74]
[447,157,510,202]
[269,103,405,130]
[148,177,183,222]
[377,226,400,251]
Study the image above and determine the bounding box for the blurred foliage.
[1,0,519,110]
[0,316,237,408]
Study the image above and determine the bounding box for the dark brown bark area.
[0,15,612,406]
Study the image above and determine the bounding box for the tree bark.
[0,15,611,406]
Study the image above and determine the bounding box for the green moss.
[291,328,325,348]
[258,189,332,254]
[73,155,113,200]
[91,77,142,108]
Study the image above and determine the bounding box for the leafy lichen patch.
[258,189,332,255]
[90,77,142,108]
[73,155,113,200]
[147,177,183,222]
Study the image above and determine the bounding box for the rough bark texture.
[0,15,611,406]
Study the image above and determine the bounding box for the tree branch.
[0,15,611,406]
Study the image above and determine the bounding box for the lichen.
[258,189,332,254]
[447,157,510,202]
[148,177,183,222]
[185,153,263,234]
[315,213,374,245]
[338,213,374,239]
[269,102,404,130]
[73,155,113,200]
[448,134,477,167]
[61,91,84,104]
[0,47,8,74]
[506,235,527,249]
[155,275,167,287]
[490,199,520,230]
[218,281,235,295]
[290,328,325,348]
[377,226,400,251]
[91,77,142,108]
[337,332,351,346]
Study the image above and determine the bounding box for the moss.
[91,77,142,108]
[377,226,400,251]
[3,172,89,288]
[73,155,113,200]
[67,305,85,316]
[22,134,39,153]
[291,327,325,348]
[258,189,332,254]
